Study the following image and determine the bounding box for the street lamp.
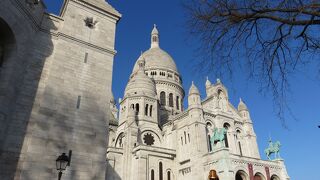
[56,151,72,180]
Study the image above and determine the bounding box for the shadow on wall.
[0,1,54,179]
[106,160,121,180]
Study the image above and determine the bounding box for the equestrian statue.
[264,138,281,160]
[210,128,227,148]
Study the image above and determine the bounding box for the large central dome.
[132,48,178,73]
[129,25,185,119]
[132,24,178,74]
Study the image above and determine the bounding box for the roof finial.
[206,76,211,87]
[151,24,159,48]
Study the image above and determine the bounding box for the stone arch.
[0,18,16,67]
[235,170,249,180]
[254,172,266,180]
[115,132,125,148]
[270,174,280,180]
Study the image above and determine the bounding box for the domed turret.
[188,81,201,108]
[238,98,250,119]
[238,98,248,111]
[189,81,200,95]
[125,56,156,98]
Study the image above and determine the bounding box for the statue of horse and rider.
[264,139,281,160]
[210,128,227,148]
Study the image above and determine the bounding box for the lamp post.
[56,151,71,180]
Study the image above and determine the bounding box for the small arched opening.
[151,169,155,180]
[135,103,139,115]
[145,104,149,116]
[236,129,243,156]
[223,123,230,148]
[159,162,163,180]
[235,170,248,180]
[176,96,180,110]
[149,105,153,117]
[206,122,213,152]
[254,172,266,180]
[167,171,171,180]
[169,93,173,107]
[270,175,280,180]
[160,91,166,105]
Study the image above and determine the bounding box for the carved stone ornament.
[143,133,155,146]
[84,17,98,29]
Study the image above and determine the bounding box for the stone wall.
[0,0,120,179]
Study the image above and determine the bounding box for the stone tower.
[0,0,120,179]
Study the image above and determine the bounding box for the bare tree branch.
[184,0,320,125]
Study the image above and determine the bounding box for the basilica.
[0,0,289,179]
[106,26,290,180]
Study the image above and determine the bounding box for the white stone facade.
[107,26,290,180]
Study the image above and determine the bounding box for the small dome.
[189,81,200,95]
[132,48,178,73]
[238,98,248,111]
[125,57,157,97]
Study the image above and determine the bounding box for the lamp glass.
[56,153,69,171]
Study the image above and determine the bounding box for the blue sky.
[44,1,320,179]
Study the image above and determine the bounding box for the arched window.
[149,105,153,117]
[167,171,171,180]
[160,91,166,105]
[184,131,187,144]
[188,133,190,142]
[223,123,230,148]
[236,130,243,155]
[151,169,155,180]
[159,162,163,180]
[169,93,173,107]
[153,36,158,43]
[131,104,134,109]
[206,122,213,152]
[145,104,149,116]
[176,96,180,110]
[181,137,183,145]
[135,103,139,115]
